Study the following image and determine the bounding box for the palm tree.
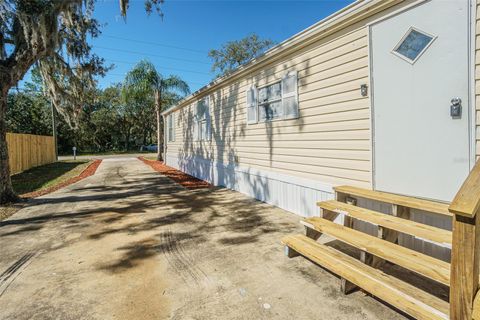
[123,60,190,161]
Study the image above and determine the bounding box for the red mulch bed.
[138,157,212,189]
[21,159,103,199]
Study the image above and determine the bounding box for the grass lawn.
[11,160,91,195]
[1,160,93,221]
[63,150,154,157]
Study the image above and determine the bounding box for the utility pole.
[51,101,58,161]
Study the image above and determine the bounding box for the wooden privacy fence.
[6,133,56,175]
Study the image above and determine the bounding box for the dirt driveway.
[0,157,404,319]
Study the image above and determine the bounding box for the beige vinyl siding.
[476,1,480,157]
[167,25,371,188]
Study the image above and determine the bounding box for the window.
[194,97,210,141]
[392,27,435,64]
[246,70,298,124]
[167,114,175,142]
[258,82,282,121]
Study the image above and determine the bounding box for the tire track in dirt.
[160,230,208,287]
[0,251,39,298]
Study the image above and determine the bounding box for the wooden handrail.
[449,160,480,217]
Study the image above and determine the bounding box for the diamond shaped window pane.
[394,28,434,62]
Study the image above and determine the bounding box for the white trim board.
[468,0,476,167]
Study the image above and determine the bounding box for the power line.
[102,34,208,54]
[94,45,211,65]
[107,58,211,75]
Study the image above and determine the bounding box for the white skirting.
[165,153,334,217]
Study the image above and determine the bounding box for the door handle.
[450,97,462,118]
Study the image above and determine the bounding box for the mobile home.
[161,0,480,318]
[163,0,476,215]
[162,1,480,318]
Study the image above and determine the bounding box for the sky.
[20,0,355,93]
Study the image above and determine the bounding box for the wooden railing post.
[449,160,480,319]
[450,214,480,319]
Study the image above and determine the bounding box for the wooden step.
[301,217,451,286]
[473,292,480,320]
[317,200,452,247]
[282,234,449,320]
[333,186,451,217]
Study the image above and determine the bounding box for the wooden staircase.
[282,185,454,319]
[284,234,450,320]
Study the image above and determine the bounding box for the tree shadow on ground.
[0,169,299,274]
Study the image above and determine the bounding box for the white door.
[371,0,471,202]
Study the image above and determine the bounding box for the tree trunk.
[0,86,18,204]
[155,91,163,161]
[124,128,130,151]
[156,108,163,161]
[142,129,147,146]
